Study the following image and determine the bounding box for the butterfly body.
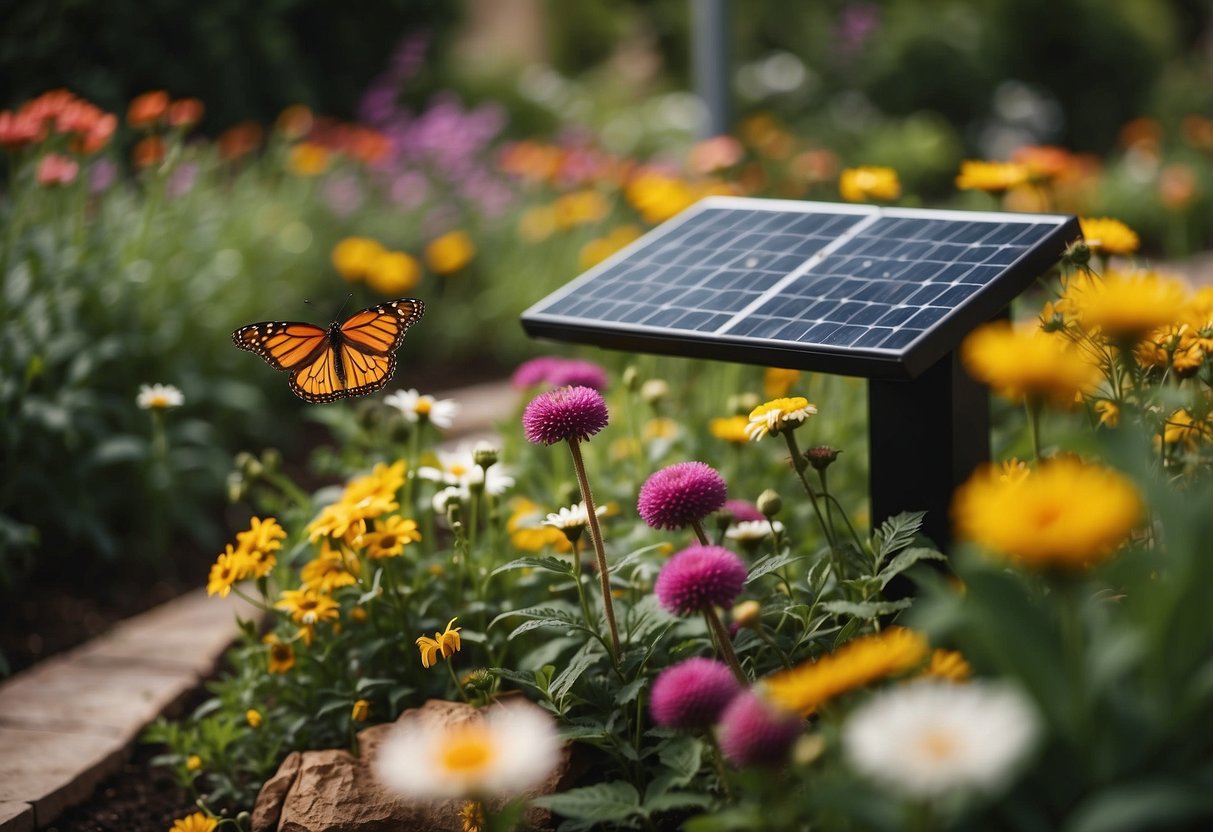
[233,298,424,403]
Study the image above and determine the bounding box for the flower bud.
[757,489,782,518]
[805,445,842,472]
[622,365,640,391]
[640,378,669,405]
[1064,239,1091,266]
[473,441,499,469]
[732,599,762,629]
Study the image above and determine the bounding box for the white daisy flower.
[745,397,818,441]
[374,700,562,799]
[843,680,1039,799]
[542,502,606,531]
[384,388,460,430]
[136,383,184,410]
[725,519,784,543]
[420,447,514,495]
[432,486,466,515]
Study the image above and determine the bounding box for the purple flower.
[548,359,609,391]
[523,386,609,446]
[650,658,742,731]
[323,174,365,217]
[638,462,728,531]
[717,690,802,767]
[165,162,198,200]
[513,357,562,389]
[722,499,764,524]
[655,545,747,615]
[89,158,117,194]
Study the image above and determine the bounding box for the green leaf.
[872,511,926,566]
[508,617,591,641]
[549,643,599,702]
[1065,781,1213,832]
[820,598,912,618]
[356,568,383,605]
[877,547,946,588]
[643,791,712,814]
[657,735,703,786]
[614,677,646,706]
[611,543,667,575]
[490,556,574,578]
[745,552,805,584]
[532,781,642,822]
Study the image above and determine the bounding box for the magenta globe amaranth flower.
[722,499,764,524]
[650,658,742,731]
[638,461,728,531]
[523,386,610,446]
[655,545,747,616]
[718,690,802,767]
[512,357,562,389]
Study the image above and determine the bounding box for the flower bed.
[152,240,1213,829]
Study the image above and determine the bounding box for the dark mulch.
[44,740,201,832]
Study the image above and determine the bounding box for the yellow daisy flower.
[955,160,1030,193]
[922,649,971,682]
[1069,270,1190,341]
[960,321,1098,407]
[425,230,476,275]
[275,589,341,625]
[1078,217,1140,257]
[952,457,1142,570]
[839,166,900,203]
[206,545,252,598]
[352,699,371,723]
[362,515,422,560]
[264,634,296,674]
[763,367,801,398]
[709,415,751,444]
[246,708,262,728]
[417,617,462,669]
[287,142,329,176]
[169,812,218,832]
[1160,408,1213,452]
[763,628,929,717]
[301,541,360,592]
[745,396,818,441]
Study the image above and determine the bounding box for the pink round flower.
[638,462,728,530]
[548,359,609,391]
[650,658,742,731]
[722,499,764,524]
[522,385,609,446]
[512,357,561,389]
[718,690,802,766]
[655,545,747,615]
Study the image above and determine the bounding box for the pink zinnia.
[650,658,742,731]
[522,385,609,446]
[655,545,747,615]
[722,499,764,524]
[717,690,802,767]
[638,462,728,531]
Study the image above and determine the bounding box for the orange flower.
[0,109,45,149]
[132,135,165,169]
[168,98,205,128]
[217,122,263,160]
[127,90,170,127]
[276,105,315,140]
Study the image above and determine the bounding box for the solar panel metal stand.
[868,347,990,550]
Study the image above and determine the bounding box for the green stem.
[567,438,620,661]
[690,517,710,546]
[1025,397,1043,461]
[445,657,471,703]
[703,607,747,684]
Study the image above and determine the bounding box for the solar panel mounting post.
[867,348,989,550]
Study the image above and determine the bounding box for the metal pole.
[691,0,730,138]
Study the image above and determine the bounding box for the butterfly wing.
[339,298,425,355]
[233,299,426,403]
[232,321,328,371]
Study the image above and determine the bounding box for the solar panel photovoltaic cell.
[522,197,1081,379]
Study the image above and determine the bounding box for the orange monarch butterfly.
[233,298,424,403]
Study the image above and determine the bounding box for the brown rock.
[251,699,571,832]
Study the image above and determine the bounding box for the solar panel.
[521,196,1081,379]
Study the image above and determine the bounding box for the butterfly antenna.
[331,293,354,322]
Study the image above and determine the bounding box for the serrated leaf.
[611,543,666,575]
[873,511,926,566]
[745,552,805,584]
[643,791,713,814]
[532,781,642,821]
[550,643,599,701]
[821,598,912,619]
[355,677,396,692]
[491,556,574,578]
[509,617,590,640]
[657,736,703,786]
[877,547,946,588]
[614,677,646,706]
[490,604,580,630]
